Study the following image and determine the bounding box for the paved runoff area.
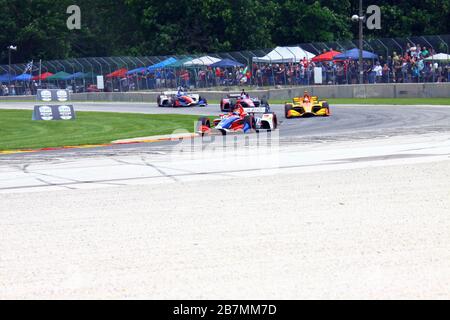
[0,101,449,299]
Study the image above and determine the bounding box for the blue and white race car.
[197,97,278,135]
[157,88,207,107]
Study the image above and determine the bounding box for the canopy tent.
[14,74,32,81]
[311,50,342,62]
[253,46,316,63]
[183,56,221,66]
[148,57,177,71]
[0,73,16,82]
[210,58,244,68]
[82,72,95,79]
[126,67,147,75]
[106,68,128,78]
[424,53,450,61]
[32,72,54,81]
[333,48,378,60]
[166,57,193,68]
[46,71,72,81]
[63,72,87,80]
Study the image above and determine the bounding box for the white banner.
[97,75,105,90]
[314,67,323,84]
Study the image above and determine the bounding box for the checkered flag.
[23,60,34,74]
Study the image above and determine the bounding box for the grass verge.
[207,97,450,105]
[271,98,450,105]
[1,97,450,105]
[0,109,212,151]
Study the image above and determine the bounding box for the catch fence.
[1,34,449,95]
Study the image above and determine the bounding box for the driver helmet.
[303,90,310,101]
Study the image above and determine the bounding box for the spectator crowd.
[1,42,450,96]
[251,43,450,86]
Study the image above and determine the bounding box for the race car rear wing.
[162,91,180,95]
[243,107,268,113]
[293,96,319,103]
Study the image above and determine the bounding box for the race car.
[157,90,207,107]
[284,96,330,118]
[198,97,278,135]
[220,94,268,112]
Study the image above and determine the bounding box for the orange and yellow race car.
[284,96,331,118]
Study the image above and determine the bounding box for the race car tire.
[285,104,293,118]
[199,96,207,107]
[199,117,210,127]
[220,100,229,112]
[157,96,162,107]
[197,117,211,136]
[161,99,173,107]
[322,102,330,116]
[244,115,254,130]
[273,113,278,130]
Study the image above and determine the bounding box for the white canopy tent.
[253,46,316,63]
[424,53,450,61]
[183,56,222,66]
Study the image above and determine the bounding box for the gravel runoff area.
[0,132,449,299]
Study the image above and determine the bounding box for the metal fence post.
[421,36,437,82]
[376,39,389,83]
[82,58,95,87]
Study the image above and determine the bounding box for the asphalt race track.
[1,101,450,151]
[1,101,450,299]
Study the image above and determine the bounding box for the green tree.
[0,0,448,64]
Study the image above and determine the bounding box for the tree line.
[0,0,449,64]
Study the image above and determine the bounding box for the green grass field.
[0,110,211,151]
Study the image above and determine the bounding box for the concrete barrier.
[423,83,450,98]
[0,95,35,101]
[395,83,425,98]
[1,83,449,103]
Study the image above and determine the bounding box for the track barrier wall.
[1,83,449,103]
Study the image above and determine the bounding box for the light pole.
[7,45,17,85]
[352,0,364,84]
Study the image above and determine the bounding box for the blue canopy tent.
[210,58,244,68]
[126,67,150,91]
[147,57,177,71]
[126,67,148,75]
[14,74,32,81]
[0,73,16,82]
[334,48,379,60]
[145,57,178,89]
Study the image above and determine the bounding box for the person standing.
[382,63,390,83]
[334,64,341,84]
[373,62,382,83]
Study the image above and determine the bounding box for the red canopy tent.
[31,72,54,81]
[106,68,128,78]
[311,50,342,62]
